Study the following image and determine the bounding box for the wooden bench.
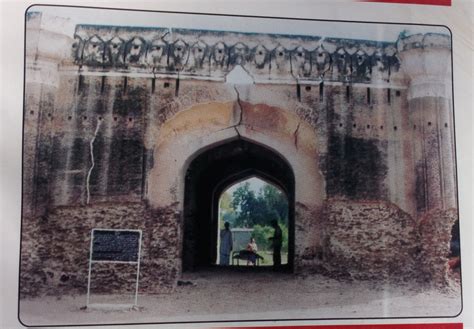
[231,250,264,266]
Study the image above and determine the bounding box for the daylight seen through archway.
[216,177,289,267]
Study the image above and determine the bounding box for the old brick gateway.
[183,139,296,271]
[21,12,459,298]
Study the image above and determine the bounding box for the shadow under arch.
[182,138,295,272]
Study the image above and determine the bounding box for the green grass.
[260,251,288,266]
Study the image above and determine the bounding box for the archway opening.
[182,139,295,272]
[216,177,289,267]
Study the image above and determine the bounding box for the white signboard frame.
[86,228,142,309]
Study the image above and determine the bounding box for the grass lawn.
[260,251,288,266]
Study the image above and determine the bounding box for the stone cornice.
[72,25,407,84]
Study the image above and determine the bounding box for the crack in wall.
[85,119,102,205]
[294,122,301,149]
[232,85,244,138]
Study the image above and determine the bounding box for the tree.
[252,224,274,250]
[220,191,233,213]
[231,182,258,227]
[260,184,288,225]
[230,180,288,228]
[252,223,288,252]
[219,191,236,227]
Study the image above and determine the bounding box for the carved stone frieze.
[210,41,228,76]
[169,39,190,71]
[186,40,210,74]
[106,36,125,67]
[71,26,449,84]
[146,39,168,70]
[71,35,84,64]
[125,36,147,66]
[270,45,291,78]
[82,35,106,65]
[313,46,331,79]
[291,46,312,79]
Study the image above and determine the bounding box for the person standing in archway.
[269,220,282,267]
[219,222,233,265]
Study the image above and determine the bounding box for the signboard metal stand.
[86,228,142,309]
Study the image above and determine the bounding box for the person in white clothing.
[219,222,233,265]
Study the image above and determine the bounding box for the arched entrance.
[182,139,295,272]
[216,176,290,266]
[147,101,325,274]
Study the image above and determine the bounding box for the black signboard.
[91,230,141,262]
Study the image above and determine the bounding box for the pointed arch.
[182,139,295,270]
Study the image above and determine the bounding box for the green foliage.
[219,191,236,227]
[231,182,258,227]
[218,179,289,252]
[280,222,288,253]
[229,181,288,228]
[222,211,237,224]
[261,184,289,224]
[252,223,288,253]
[252,224,274,250]
[220,191,233,212]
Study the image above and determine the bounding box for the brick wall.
[419,208,459,287]
[321,200,422,282]
[20,202,180,297]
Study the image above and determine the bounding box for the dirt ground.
[19,269,462,327]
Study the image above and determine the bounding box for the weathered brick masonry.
[322,200,421,281]
[21,12,459,297]
[20,203,180,297]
